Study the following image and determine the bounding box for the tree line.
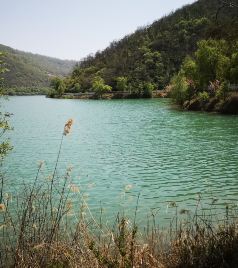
[49,0,238,99]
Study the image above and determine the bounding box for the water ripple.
[3,96,238,225]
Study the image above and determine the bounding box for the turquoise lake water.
[2,96,238,225]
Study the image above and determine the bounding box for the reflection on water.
[3,96,238,225]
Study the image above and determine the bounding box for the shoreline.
[181,93,238,115]
[3,91,238,115]
[48,90,170,100]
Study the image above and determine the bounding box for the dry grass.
[1,120,238,267]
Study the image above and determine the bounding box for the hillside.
[0,44,76,87]
[62,0,238,96]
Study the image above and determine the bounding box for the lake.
[2,96,238,225]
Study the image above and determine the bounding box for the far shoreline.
[3,90,238,115]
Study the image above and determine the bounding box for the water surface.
[3,96,238,225]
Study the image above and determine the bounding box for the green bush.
[171,72,189,104]
[50,77,66,96]
[47,89,57,98]
[216,81,229,100]
[92,76,112,98]
[142,82,154,98]
[230,52,238,83]
[198,91,209,102]
[115,77,128,91]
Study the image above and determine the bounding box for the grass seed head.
[0,203,6,212]
[63,119,74,136]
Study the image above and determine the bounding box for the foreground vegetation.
[1,119,238,267]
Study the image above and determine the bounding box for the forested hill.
[65,0,238,95]
[0,44,76,87]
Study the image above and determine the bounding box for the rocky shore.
[183,93,238,114]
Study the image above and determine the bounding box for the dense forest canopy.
[57,0,237,98]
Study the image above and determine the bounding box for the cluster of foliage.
[59,0,237,98]
[92,76,112,98]
[170,39,238,105]
[0,53,12,206]
[49,77,66,97]
[0,44,75,88]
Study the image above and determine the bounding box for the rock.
[186,98,201,111]
[220,95,238,114]
[204,98,218,112]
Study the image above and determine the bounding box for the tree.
[0,52,8,87]
[115,77,128,91]
[171,72,189,104]
[216,1,238,23]
[170,38,237,106]
[216,80,229,100]
[0,52,12,159]
[230,52,238,83]
[181,56,198,82]
[50,77,66,96]
[92,76,112,98]
[0,52,12,203]
[142,82,154,97]
[63,0,238,96]
[74,83,81,92]
[195,40,230,88]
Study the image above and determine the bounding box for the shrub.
[50,77,66,96]
[171,72,189,104]
[142,82,154,98]
[216,81,229,100]
[92,76,112,98]
[47,89,57,98]
[115,76,128,91]
[198,91,209,102]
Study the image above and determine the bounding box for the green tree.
[0,52,13,203]
[60,0,237,95]
[142,82,154,97]
[74,83,81,92]
[0,52,8,87]
[116,77,128,91]
[230,52,238,83]
[198,91,209,103]
[216,81,229,100]
[50,77,66,96]
[171,72,189,104]
[170,39,238,106]
[92,76,112,98]
[181,56,198,82]
[0,52,12,158]
[195,40,230,88]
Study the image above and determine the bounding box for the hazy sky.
[1,0,196,60]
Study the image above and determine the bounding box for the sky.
[1,0,196,60]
